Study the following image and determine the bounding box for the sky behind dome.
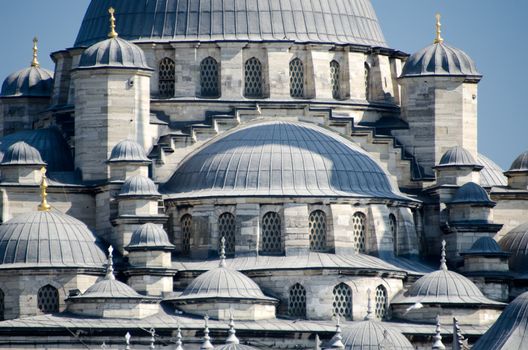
[0,0,525,169]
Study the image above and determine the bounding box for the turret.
[504,150,528,190]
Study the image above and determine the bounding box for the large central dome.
[75,0,387,47]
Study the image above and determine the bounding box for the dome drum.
[171,299,277,321]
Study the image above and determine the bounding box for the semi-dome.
[108,140,150,163]
[118,175,161,197]
[477,154,508,188]
[162,122,407,200]
[401,42,480,79]
[1,141,45,166]
[507,151,528,173]
[461,237,509,257]
[437,146,478,167]
[75,0,387,48]
[0,211,106,268]
[0,66,53,98]
[78,36,151,70]
[126,223,175,251]
[449,182,495,206]
[498,222,528,273]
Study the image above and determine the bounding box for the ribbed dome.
[438,146,477,167]
[401,42,480,79]
[216,344,259,350]
[163,122,406,200]
[0,211,106,268]
[78,37,151,70]
[1,141,45,166]
[126,223,175,251]
[118,175,161,197]
[508,151,528,173]
[477,154,508,188]
[499,222,528,273]
[75,0,387,48]
[339,321,414,350]
[462,237,508,256]
[450,182,494,206]
[473,291,528,350]
[0,66,53,97]
[78,278,145,299]
[108,140,150,163]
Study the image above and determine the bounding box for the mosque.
[0,0,527,349]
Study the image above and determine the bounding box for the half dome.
[1,141,45,166]
[78,37,151,70]
[108,140,150,163]
[75,0,387,47]
[0,66,53,97]
[477,154,508,188]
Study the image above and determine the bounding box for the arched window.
[159,57,175,98]
[309,210,327,252]
[290,58,305,98]
[352,212,367,253]
[181,214,192,256]
[200,57,220,98]
[261,212,282,254]
[218,212,236,257]
[0,289,4,321]
[288,283,307,318]
[333,283,352,320]
[244,57,263,98]
[364,63,371,100]
[374,285,388,319]
[330,60,341,99]
[37,285,59,314]
[389,214,398,255]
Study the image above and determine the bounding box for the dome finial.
[365,288,374,320]
[226,313,240,344]
[219,236,227,267]
[108,7,119,38]
[200,315,214,350]
[440,240,448,271]
[125,332,131,350]
[432,315,446,350]
[175,325,184,350]
[31,37,40,68]
[328,315,345,349]
[38,167,51,212]
[434,13,444,44]
[106,246,116,280]
[149,328,156,349]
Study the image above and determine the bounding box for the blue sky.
[0,0,525,169]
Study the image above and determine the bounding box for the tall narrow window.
[244,57,263,98]
[352,212,367,253]
[37,285,59,314]
[159,57,175,98]
[309,210,327,252]
[218,212,236,257]
[333,283,352,320]
[288,283,307,318]
[375,285,388,319]
[0,289,4,321]
[364,63,371,100]
[261,212,282,254]
[330,60,341,99]
[389,214,398,255]
[181,214,192,256]
[290,58,305,98]
[200,57,220,98]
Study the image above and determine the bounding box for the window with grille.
[244,57,263,98]
[364,63,371,100]
[352,212,367,253]
[309,210,327,252]
[0,289,4,321]
[288,283,307,318]
[181,214,192,256]
[261,212,282,254]
[200,57,220,98]
[330,60,341,99]
[159,57,175,98]
[290,58,305,98]
[333,283,352,320]
[37,285,59,314]
[375,285,388,319]
[389,214,398,255]
[218,212,236,257]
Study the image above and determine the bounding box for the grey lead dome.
[126,223,175,251]
[337,321,414,350]
[507,150,528,172]
[0,66,54,97]
[119,174,161,197]
[450,182,495,206]
[74,0,387,48]
[108,140,151,163]
[78,36,151,70]
[437,146,478,167]
[1,141,45,166]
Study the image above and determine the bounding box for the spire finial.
[434,13,444,44]
[31,37,40,68]
[452,317,466,350]
[365,289,374,320]
[226,313,240,344]
[432,315,446,350]
[149,328,156,349]
[219,236,226,268]
[440,240,448,271]
[106,246,116,280]
[175,325,184,350]
[328,315,345,349]
[125,332,131,350]
[108,7,119,38]
[200,315,214,350]
[38,167,51,212]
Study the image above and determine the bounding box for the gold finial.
[38,167,51,212]
[434,13,444,44]
[31,37,40,68]
[108,7,118,38]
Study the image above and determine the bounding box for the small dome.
[401,42,480,79]
[477,154,508,188]
[508,151,528,173]
[78,278,146,299]
[499,222,528,273]
[0,66,53,97]
[461,237,509,257]
[216,345,259,350]
[126,223,175,251]
[339,321,414,350]
[437,146,478,167]
[450,182,495,206]
[78,37,151,70]
[0,211,106,268]
[118,175,160,198]
[1,141,45,166]
[108,140,150,163]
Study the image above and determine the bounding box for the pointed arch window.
[290,58,305,98]
[333,283,352,320]
[159,57,175,98]
[288,283,307,318]
[200,57,220,98]
[330,60,341,99]
[38,285,59,314]
[244,57,263,98]
[261,212,282,255]
[352,212,367,253]
[218,212,236,257]
[309,210,327,252]
[375,285,388,319]
[181,214,192,256]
